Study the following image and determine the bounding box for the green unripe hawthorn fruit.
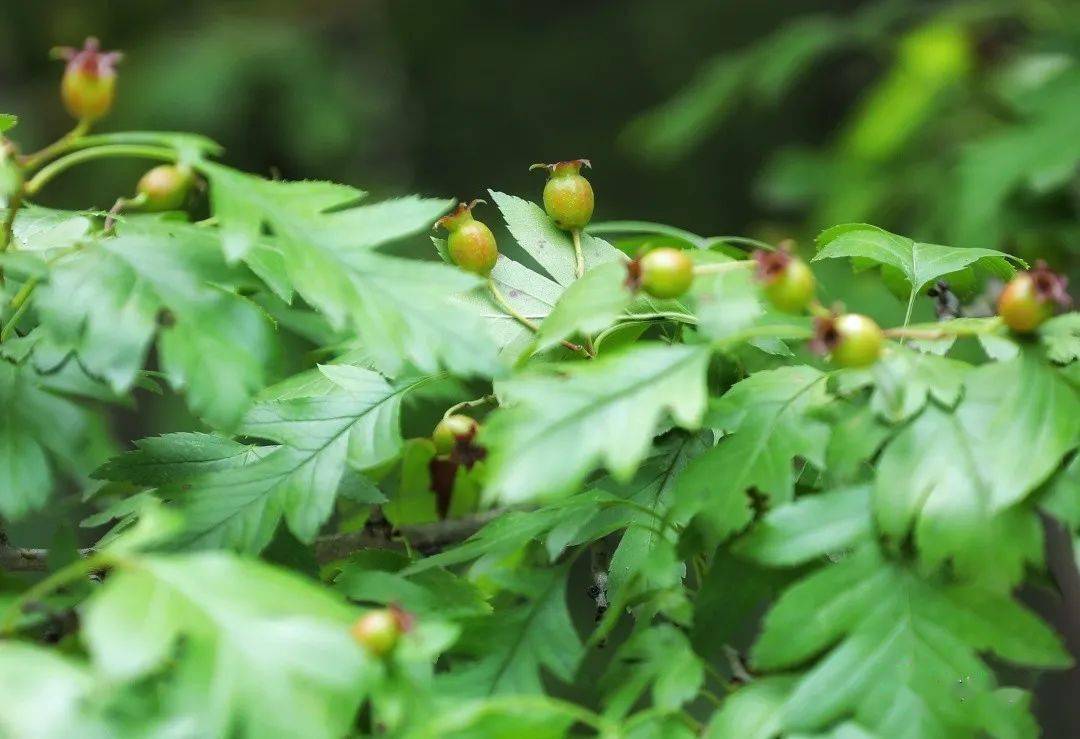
[829,314,884,368]
[437,200,499,276]
[351,608,404,658]
[754,249,816,313]
[532,159,594,230]
[432,414,480,456]
[55,38,121,122]
[997,263,1070,333]
[136,164,194,211]
[638,247,694,299]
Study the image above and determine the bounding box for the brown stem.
[0,509,507,572]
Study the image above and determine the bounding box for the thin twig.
[17,118,91,170]
[0,509,509,574]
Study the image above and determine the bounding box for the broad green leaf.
[0,362,114,519]
[875,354,1079,584]
[1042,454,1080,531]
[676,366,830,542]
[484,343,710,503]
[734,485,871,566]
[814,223,1021,295]
[689,260,764,340]
[535,262,632,352]
[334,550,491,619]
[204,165,500,377]
[82,551,368,739]
[489,190,624,286]
[443,565,582,697]
[752,547,1067,736]
[99,367,428,552]
[704,676,797,739]
[0,643,110,739]
[867,346,967,423]
[35,226,273,428]
[401,696,577,739]
[600,623,703,718]
[11,205,92,252]
[0,113,16,132]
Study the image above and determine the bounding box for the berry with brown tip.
[432,414,480,456]
[753,247,816,313]
[811,313,884,368]
[997,262,1071,333]
[532,159,594,230]
[437,200,499,276]
[54,38,122,122]
[350,606,413,658]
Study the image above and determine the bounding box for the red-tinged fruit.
[532,159,594,230]
[636,247,694,299]
[997,262,1071,333]
[54,38,122,122]
[137,164,194,211]
[812,313,884,368]
[753,247,816,313]
[433,414,480,456]
[351,606,413,658]
[437,200,499,276]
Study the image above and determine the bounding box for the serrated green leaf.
[489,190,624,286]
[875,354,1079,584]
[676,366,830,542]
[753,547,1065,736]
[204,165,500,377]
[868,346,967,423]
[334,550,490,619]
[0,362,114,519]
[0,113,17,132]
[1041,312,1080,365]
[735,485,871,566]
[1042,454,1080,530]
[443,565,582,697]
[11,205,92,252]
[689,260,765,340]
[600,623,703,718]
[814,223,1022,295]
[484,343,710,503]
[35,226,273,428]
[535,262,632,352]
[82,551,368,739]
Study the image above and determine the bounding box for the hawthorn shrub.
[1,38,1079,739]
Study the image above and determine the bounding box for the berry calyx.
[531,159,594,230]
[811,313,884,368]
[432,414,480,456]
[633,247,694,299]
[436,200,499,276]
[350,606,413,658]
[136,164,194,211]
[54,38,122,122]
[997,262,1071,333]
[753,247,816,313]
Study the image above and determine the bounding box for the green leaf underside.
[815,223,1021,293]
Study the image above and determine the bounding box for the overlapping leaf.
[752,547,1068,737]
[484,343,710,503]
[204,164,500,377]
[676,366,831,542]
[875,354,1080,585]
[600,623,703,719]
[97,365,427,552]
[442,565,582,697]
[35,223,274,429]
[0,361,114,519]
[82,551,369,739]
